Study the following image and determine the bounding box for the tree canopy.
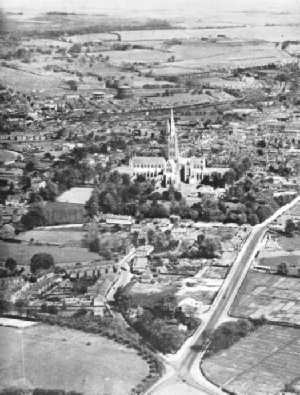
[30,253,54,274]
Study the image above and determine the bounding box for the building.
[129,109,227,187]
[117,85,133,99]
[92,91,105,101]
[105,214,134,225]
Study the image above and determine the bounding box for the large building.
[130,109,226,187]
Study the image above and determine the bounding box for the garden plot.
[231,271,300,324]
[202,325,300,395]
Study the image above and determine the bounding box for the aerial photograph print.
[1,0,300,394]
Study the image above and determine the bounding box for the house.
[178,297,203,316]
[132,257,148,274]
[128,305,144,319]
[105,214,134,226]
[140,273,153,283]
[93,294,106,307]
[135,245,154,257]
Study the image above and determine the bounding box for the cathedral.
[129,109,208,188]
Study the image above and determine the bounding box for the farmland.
[117,25,300,42]
[231,271,300,324]
[100,49,171,65]
[202,324,300,395]
[0,325,148,394]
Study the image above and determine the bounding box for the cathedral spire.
[166,119,170,136]
[167,108,179,162]
[170,108,175,137]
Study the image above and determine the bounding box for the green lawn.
[0,241,100,266]
[279,235,300,252]
[0,325,148,394]
[16,229,87,247]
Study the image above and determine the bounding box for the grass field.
[202,324,300,395]
[231,271,300,324]
[57,188,94,205]
[43,202,87,225]
[279,235,300,251]
[259,251,300,269]
[15,229,87,247]
[0,150,20,164]
[0,240,100,266]
[0,325,148,394]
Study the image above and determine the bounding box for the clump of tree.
[285,219,296,237]
[115,289,199,354]
[30,253,54,274]
[21,205,46,230]
[68,43,82,54]
[204,317,266,358]
[181,233,220,259]
[5,258,17,273]
[0,224,15,239]
[71,278,97,295]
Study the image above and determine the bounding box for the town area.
[1,2,300,395]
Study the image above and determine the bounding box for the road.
[106,250,135,301]
[149,196,300,395]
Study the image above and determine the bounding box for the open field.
[101,49,171,65]
[279,235,300,251]
[0,324,148,394]
[69,33,119,42]
[163,42,287,64]
[146,93,214,106]
[15,229,87,247]
[57,187,94,205]
[231,271,300,324]
[118,25,300,42]
[0,150,21,164]
[202,324,300,395]
[258,250,300,269]
[43,202,87,225]
[0,240,100,266]
[0,65,71,95]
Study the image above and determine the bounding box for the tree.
[5,258,17,272]
[256,205,273,223]
[248,214,259,226]
[40,182,58,201]
[0,224,15,239]
[224,169,236,185]
[15,299,27,316]
[69,43,81,53]
[30,253,54,274]
[21,205,46,230]
[24,158,39,173]
[285,219,295,236]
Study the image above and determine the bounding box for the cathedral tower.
[167,109,179,162]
